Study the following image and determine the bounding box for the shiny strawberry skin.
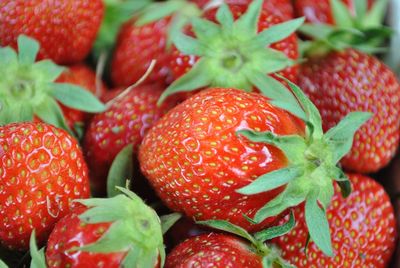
[84,83,178,196]
[46,207,127,268]
[111,17,171,87]
[170,2,299,86]
[0,0,104,64]
[165,233,262,268]
[139,88,304,232]
[56,64,107,129]
[0,122,90,250]
[294,0,373,24]
[275,174,397,267]
[299,49,400,173]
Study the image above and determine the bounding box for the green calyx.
[0,35,105,132]
[198,214,296,268]
[300,0,392,56]
[235,77,371,257]
[158,0,304,105]
[74,187,177,267]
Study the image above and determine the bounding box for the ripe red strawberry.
[166,233,263,267]
[0,122,90,250]
[139,84,370,255]
[0,0,104,64]
[84,83,178,196]
[275,174,397,267]
[294,0,374,25]
[56,64,107,130]
[45,189,164,267]
[111,17,172,87]
[160,0,303,104]
[299,49,400,173]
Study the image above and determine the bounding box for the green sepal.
[330,0,354,28]
[262,256,295,268]
[160,0,303,104]
[237,165,303,195]
[0,260,7,268]
[74,190,164,268]
[29,230,47,268]
[0,46,18,65]
[363,0,389,27]
[52,83,106,113]
[253,211,295,242]
[305,191,333,256]
[33,60,65,82]
[324,112,372,163]
[355,0,368,19]
[17,35,40,65]
[160,213,181,234]
[196,219,258,246]
[107,144,134,198]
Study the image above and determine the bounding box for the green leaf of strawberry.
[29,231,46,268]
[107,144,134,198]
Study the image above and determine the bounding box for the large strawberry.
[294,0,374,25]
[159,0,303,104]
[299,49,400,173]
[275,174,397,267]
[0,35,105,134]
[56,64,107,131]
[0,0,104,64]
[139,81,371,255]
[0,122,90,250]
[45,189,171,267]
[110,0,201,87]
[84,83,178,196]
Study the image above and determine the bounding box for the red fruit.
[275,174,397,267]
[139,88,303,231]
[0,0,104,64]
[294,0,374,25]
[170,2,299,84]
[0,122,90,250]
[299,49,400,173]
[111,17,171,87]
[56,64,107,129]
[166,233,263,268]
[84,83,178,196]
[46,207,125,268]
[46,191,164,268]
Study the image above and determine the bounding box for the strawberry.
[0,122,90,250]
[294,0,374,25]
[159,0,303,104]
[0,35,106,134]
[110,0,201,87]
[275,174,397,267]
[193,0,294,21]
[84,83,178,196]
[56,64,107,130]
[0,0,104,64]
[139,83,370,255]
[45,189,167,267]
[299,49,400,173]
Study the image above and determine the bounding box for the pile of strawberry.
[0,0,399,267]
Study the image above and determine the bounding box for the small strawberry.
[56,64,107,130]
[294,0,374,25]
[299,49,400,173]
[165,218,295,268]
[84,83,178,196]
[139,81,371,255]
[159,0,303,104]
[275,174,397,267]
[110,0,202,87]
[0,122,90,250]
[45,188,170,268]
[0,0,104,64]
[0,35,106,133]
